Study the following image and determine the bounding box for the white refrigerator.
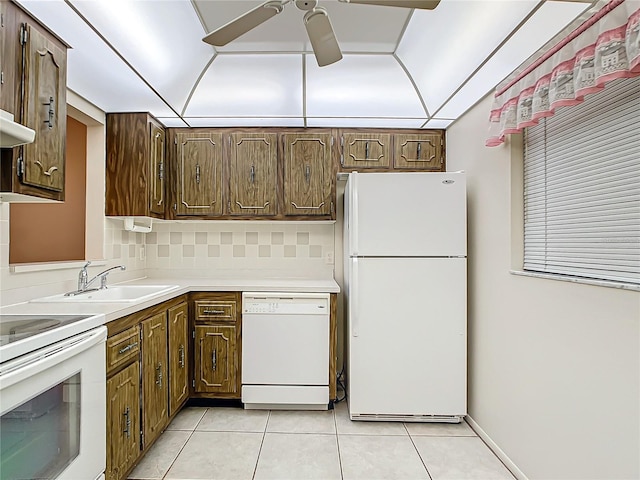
[344,171,467,422]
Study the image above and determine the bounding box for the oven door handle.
[0,327,107,389]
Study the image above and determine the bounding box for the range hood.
[0,109,35,147]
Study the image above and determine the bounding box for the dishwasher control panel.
[242,293,330,315]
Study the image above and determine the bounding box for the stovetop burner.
[0,313,106,363]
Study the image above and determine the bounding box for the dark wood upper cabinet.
[106,112,166,217]
[21,23,66,194]
[0,1,17,115]
[228,132,278,216]
[149,122,165,216]
[173,131,223,217]
[282,132,333,217]
[1,5,67,202]
[393,132,444,170]
[341,132,391,169]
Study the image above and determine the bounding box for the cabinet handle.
[250,165,255,184]
[34,160,58,177]
[417,142,421,159]
[203,309,225,315]
[118,341,138,355]
[365,141,369,160]
[43,96,55,129]
[291,201,325,210]
[156,362,163,387]
[304,165,311,183]
[195,164,201,184]
[158,162,164,181]
[123,407,131,438]
[235,201,270,210]
[179,344,185,369]
[212,349,217,372]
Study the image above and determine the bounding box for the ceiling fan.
[202,0,441,67]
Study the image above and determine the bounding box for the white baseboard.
[465,415,529,480]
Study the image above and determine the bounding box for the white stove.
[0,312,107,480]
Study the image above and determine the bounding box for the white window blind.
[523,77,640,285]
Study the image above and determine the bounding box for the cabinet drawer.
[194,301,236,322]
[107,325,140,374]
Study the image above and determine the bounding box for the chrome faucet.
[67,262,126,296]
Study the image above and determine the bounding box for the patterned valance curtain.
[486,0,640,147]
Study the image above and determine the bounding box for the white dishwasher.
[242,292,330,410]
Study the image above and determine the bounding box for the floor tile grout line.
[159,407,209,480]
[405,422,435,480]
[159,428,197,480]
[251,410,271,480]
[333,406,345,480]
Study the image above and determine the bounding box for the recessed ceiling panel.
[307,117,425,128]
[184,117,305,127]
[68,0,214,113]
[397,0,540,116]
[15,0,175,116]
[194,0,410,53]
[184,55,303,117]
[306,55,425,118]
[436,1,590,120]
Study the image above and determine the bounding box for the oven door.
[0,326,107,480]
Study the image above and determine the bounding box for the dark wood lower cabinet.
[106,362,140,480]
[105,296,188,480]
[193,324,238,394]
[168,303,189,415]
[141,312,168,448]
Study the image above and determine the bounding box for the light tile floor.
[128,402,515,480]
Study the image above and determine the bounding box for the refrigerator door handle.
[351,172,359,255]
[351,258,359,337]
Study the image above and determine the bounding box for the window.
[523,77,640,285]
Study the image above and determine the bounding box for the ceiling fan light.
[304,8,343,67]
[338,0,440,9]
[202,1,285,46]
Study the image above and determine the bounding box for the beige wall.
[447,94,640,479]
[9,116,87,264]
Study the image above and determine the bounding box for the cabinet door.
[194,325,238,394]
[149,122,165,216]
[228,132,278,216]
[0,1,17,114]
[141,313,168,447]
[106,362,140,480]
[341,133,391,169]
[283,133,333,216]
[21,22,66,193]
[168,302,189,416]
[175,132,223,216]
[393,133,444,170]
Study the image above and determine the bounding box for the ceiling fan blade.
[338,0,440,9]
[202,1,285,46]
[304,7,343,67]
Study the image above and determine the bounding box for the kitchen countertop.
[0,277,340,323]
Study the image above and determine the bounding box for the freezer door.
[347,257,466,417]
[345,172,466,257]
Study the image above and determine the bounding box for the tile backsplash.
[145,222,335,279]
